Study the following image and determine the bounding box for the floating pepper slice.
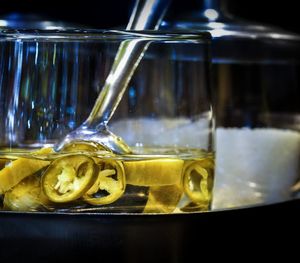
[83,160,125,205]
[42,155,97,203]
[4,176,49,211]
[124,159,183,186]
[0,147,52,194]
[61,141,113,167]
[183,158,214,204]
[61,140,112,153]
[143,184,183,213]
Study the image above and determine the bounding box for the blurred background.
[0,0,299,34]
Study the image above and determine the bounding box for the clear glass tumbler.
[0,29,213,213]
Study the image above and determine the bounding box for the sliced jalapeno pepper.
[42,155,97,203]
[143,184,183,213]
[183,158,214,204]
[61,141,112,153]
[4,176,49,211]
[0,147,52,194]
[124,159,183,186]
[83,160,125,205]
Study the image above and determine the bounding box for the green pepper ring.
[183,159,214,204]
[83,160,126,205]
[42,155,97,203]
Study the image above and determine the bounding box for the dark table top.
[1,199,299,262]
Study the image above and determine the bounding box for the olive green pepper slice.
[0,147,52,194]
[183,158,214,204]
[4,176,49,211]
[124,159,183,186]
[83,160,125,205]
[61,141,112,153]
[143,184,183,213]
[42,155,97,203]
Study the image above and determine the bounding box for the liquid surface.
[0,144,214,214]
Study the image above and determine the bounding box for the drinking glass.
[0,29,213,213]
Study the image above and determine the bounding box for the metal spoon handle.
[127,0,171,30]
[83,0,171,130]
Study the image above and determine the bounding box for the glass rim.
[0,29,211,42]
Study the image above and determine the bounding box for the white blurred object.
[110,117,211,149]
[212,128,300,209]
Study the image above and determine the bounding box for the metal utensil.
[55,0,171,153]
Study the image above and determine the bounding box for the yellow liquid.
[0,146,214,213]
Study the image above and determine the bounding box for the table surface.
[0,199,299,262]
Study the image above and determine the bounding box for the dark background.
[0,0,299,34]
